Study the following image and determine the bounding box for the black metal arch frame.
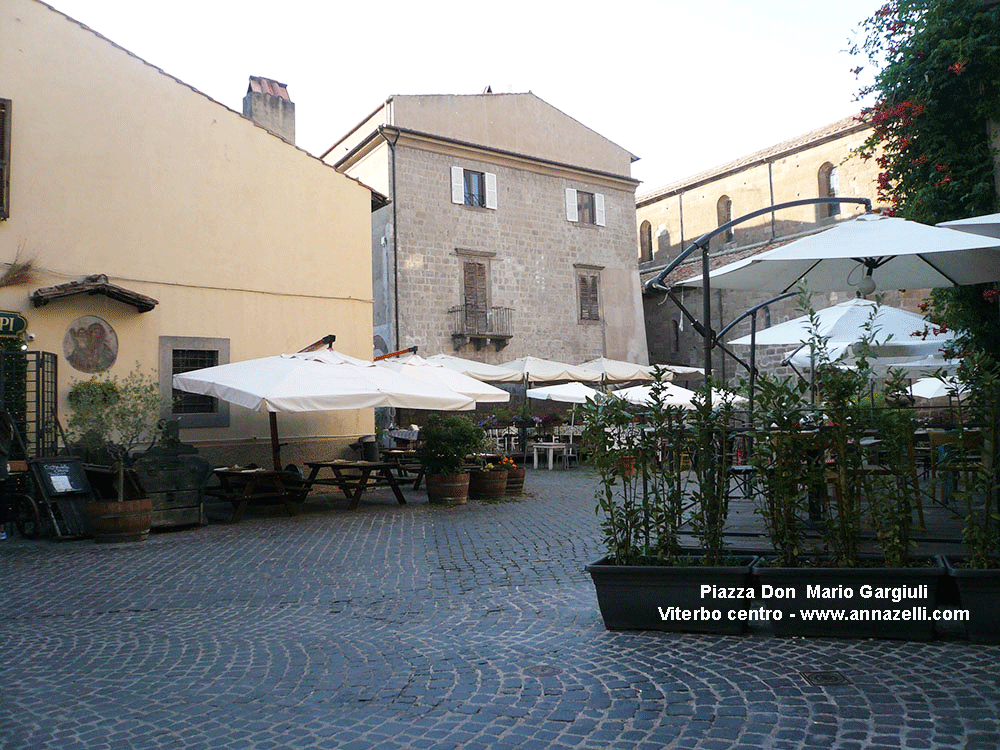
[643,197,874,409]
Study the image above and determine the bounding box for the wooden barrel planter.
[505,467,526,496]
[469,469,508,500]
[88,497,153,543]
[426,473,470,505]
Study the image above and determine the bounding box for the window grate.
[172,349,218,414]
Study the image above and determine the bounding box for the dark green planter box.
[943,556,1000,644]
[586,555,758,635]
[752,556,945,640]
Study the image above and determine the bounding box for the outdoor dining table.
[205,467,304,523]
[303,459,406,508]
[531,441,567,470]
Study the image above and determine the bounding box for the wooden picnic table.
[304,460,406,508]
[205,467,303,523]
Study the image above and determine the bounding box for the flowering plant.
[498,457,516,470]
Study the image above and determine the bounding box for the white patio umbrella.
[937,212,1000,239]
[375,353,510,404]
[676,213,1000,293]
[909,376,968,402]
[424,353,524,383]
[173,348,476,469]
[579,357,657,383]
[731,298,953,366]
[612,383,747,409]
[526,382,602,404]
[501,356,602,383]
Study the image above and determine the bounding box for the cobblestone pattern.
[2,470,998,749]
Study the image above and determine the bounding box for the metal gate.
[0,350,59,459]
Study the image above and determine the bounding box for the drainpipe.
[380,126,402,351]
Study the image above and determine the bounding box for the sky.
[47,0,887,190]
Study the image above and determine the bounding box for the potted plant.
[940,351,1000,643]
[583,376,757,634]
[67,366,162,542]
[751,295,943,640]
[469,458,509,501]
[416,413,484,505]
[502,456,526,496]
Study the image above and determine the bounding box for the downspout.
[380,126,402,351]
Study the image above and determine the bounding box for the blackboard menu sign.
[32,458,92,498]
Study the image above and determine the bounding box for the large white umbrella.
[937,212,1000,239]
[173,349,476,468]
[501,356,602,383]
[676,213,1000,293]
[909,376,968,402]
[731,298,952,365]
[526,382,602,404]
[579,357,657,383]
[613,383,747,409]
[424,353,523,383]
[375,353,510,404]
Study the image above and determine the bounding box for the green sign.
[0,311,27,337]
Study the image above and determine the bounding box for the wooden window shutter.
[595,193,605,226]
[485,172,497,209]
[565,188,578,222]
[579,274,599,319]
[451,166,465,204]
[463,261,487,308]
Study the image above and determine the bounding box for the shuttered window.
[463,260,489,332]
[565,188,605,226]
[451,166,497,209]
[0,99,10,220]
[578,272,600,321]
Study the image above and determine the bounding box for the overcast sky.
[49,0,886,190]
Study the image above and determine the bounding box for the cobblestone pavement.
[2,468,998,749]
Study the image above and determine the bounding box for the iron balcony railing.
[449,304,514,340]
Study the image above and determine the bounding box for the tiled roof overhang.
[31,274,158,313]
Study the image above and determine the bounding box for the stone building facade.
[322,93,649,367]
[634,116,929,384]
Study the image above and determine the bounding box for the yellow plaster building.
[0,0,376,465]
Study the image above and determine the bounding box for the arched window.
[818,162,840,220]
[670,319,680,353]
[762,305,771,329]
[717,195,733,243]
[639,220,653,262]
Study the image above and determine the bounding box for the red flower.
[948,59,968,75]
[984,288,1000,303]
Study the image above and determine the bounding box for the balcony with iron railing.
[449,304,514,351]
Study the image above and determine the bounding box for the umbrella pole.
[269,412,282,471]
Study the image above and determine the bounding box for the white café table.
[532,441,567,470]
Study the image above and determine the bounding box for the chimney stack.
[243,76,295,145]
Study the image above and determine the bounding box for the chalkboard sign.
[33,459,91,496]
[29,457,96,537]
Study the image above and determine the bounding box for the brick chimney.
[243,76,295,145]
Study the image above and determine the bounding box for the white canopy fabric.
[375,353,510,404]
[909,376,968,401]
[731,298,953,365]
[937,212,1000,239]
[500,356,602,383]
[676,213,1000,293]
[612,383,747,409]
[526,382,602,404]
[424,354,524,383]
[172,349,476,413]
[822,354,961,376]
[579,357,657,383]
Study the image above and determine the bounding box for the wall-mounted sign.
[63,315,118,373]
[0,310,27,337]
